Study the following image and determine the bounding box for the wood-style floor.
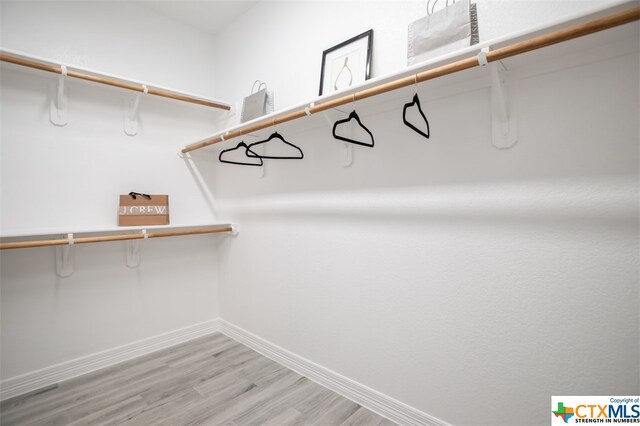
[0,333,395,425]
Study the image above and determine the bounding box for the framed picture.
[319,29,373,96]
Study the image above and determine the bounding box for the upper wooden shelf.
[180,0,639,154]
[0,48,231,111]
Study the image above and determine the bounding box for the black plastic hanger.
[246,132,303,159]
[219,141,263,166]
[332,110,374,148]
[403,93,430,139]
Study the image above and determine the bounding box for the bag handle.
[251,80,268,94]
[129,192,151,200]
[427,0,457,15]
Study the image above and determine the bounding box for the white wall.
[0,1,225,379]
[208,1,639,425]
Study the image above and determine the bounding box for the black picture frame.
[319,29,373,96]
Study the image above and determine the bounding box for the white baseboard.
[218,319,450,426]
[2,318,448,426]
[0,319,220,401]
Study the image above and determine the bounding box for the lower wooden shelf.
[0,224,236,250]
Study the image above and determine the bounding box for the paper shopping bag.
[408,0,479,66]
[241,80,274,123]
[118,192,169,226]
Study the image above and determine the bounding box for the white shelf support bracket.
[303,102,314,118]
[253,142,266,179]
[230,224,239,236]
[177,146,191,159]
[50,65,68,126]
[341,141,354,168]
[241,132,265,178]
[126,229,146,268]
[490,61,518,149]
[55,233,74,277]
[124,85,147,136]
[321,110,354,168]
[479,48,518,149]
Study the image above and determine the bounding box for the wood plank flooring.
[0,333,396,425]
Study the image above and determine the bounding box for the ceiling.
[135,1,260,35]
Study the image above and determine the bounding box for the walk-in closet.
[1,1,638,425]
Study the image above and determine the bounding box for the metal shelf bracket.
[50,65,68,126]
[55,233,74,277]
[479,48,518,149]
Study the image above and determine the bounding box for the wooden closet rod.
[0,52,231,111]
[182,5,640,154]
[0,226,234,250]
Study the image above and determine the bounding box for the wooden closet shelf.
[0,49,231,111]
[180,2,640,154]
[0,224,236,250]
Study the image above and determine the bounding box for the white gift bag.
[241,80,275,123]
[408,0,479,66]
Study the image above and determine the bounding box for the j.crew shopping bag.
[118,192,169,226]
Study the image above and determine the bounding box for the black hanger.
[332,110,374,148]
[246,132,303,160]
[403,93,430,139]
[219,141,263,167]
